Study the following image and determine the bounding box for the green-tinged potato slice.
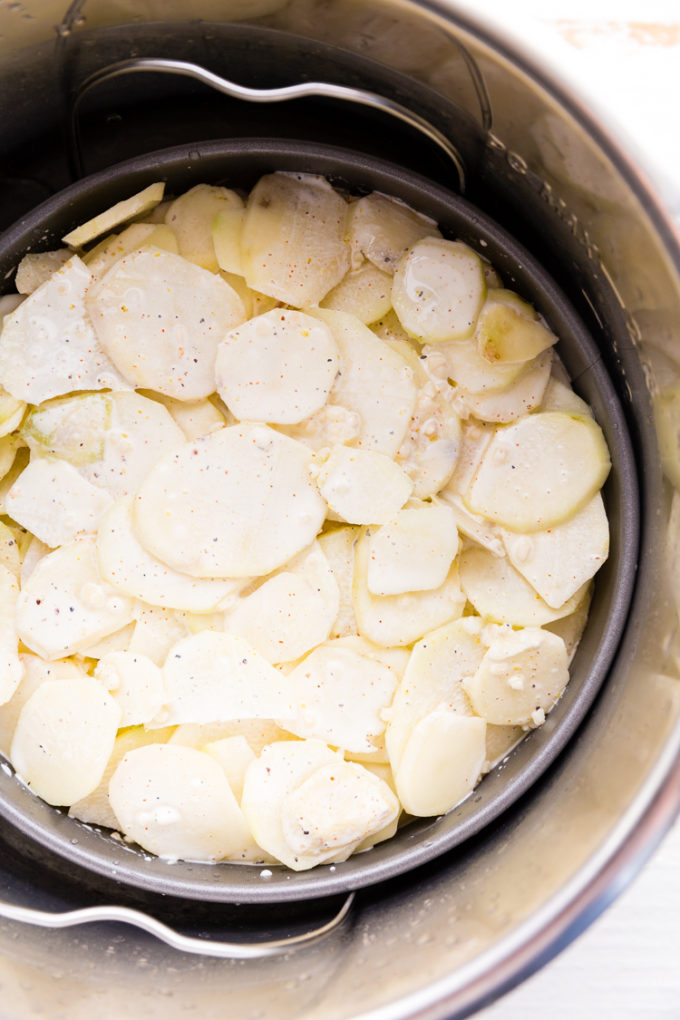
[94,650,166,727]
[224,541,339,664]
[346,192,440,273]
[203,735,256,803]
[455,348,553,423]
[156,630,295,726]
[367,503,459,595]
[7,457,112,548]
[212,205,246,276]
[313,309,417,456]
[320,262,393,324]
[215,309,339,424]
[396,386,462,498]
[241,172,350,306]
[500,493,609,608]
[0,565,22,705]
[69,723,175,829]
[133,424,327,578]
[164,183,244,272]
[318,525,361,639]
[476,290,557,364]
[465,411,611,531]
[385,616,484,769]
[285,640,398,753]
[97,498,246,613]
[0,256,128,403]
[464,625,570,726]
[109,743,259,862]
[21,392,112,466]
[15,249,71,294]
[241,740,398,870]
[353,527,466,647]
[86,249,246,399]
[11,675,121,805]
[0,654,84,757]
[394,709,486,816]
[315,444,414,525]
[392,237,486,342]
[17,536,135,659]
[459,544,589,626]
[62,182,165,247]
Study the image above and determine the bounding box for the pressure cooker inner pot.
[0,8,667,987]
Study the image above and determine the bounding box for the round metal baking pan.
[0,138,639,903]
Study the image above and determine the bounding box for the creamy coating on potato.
[0,174,611,871]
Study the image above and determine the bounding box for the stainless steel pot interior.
[0,2,677,1018]
[0,138,638,904]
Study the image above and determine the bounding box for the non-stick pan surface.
[0,139,638,903]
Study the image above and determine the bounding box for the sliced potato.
[203,735,255,803]
[367,503,459,595]
[15,249,71,294]
[62,182,165,247]
[465,411,611,531]
[7,457,111,548]
[94,650,166,727]
[346,192,440,273]
[212,205,246,276]
[539,375,593,417]
[455,348,552,423]
[318,525,361,639]
[320,262,393,323]
[315,443,414,525]
[464,625,570,726]
[314,309,417,456]
[476,290,557,364]
[215,309,339,424]
[109,743,259,862]
[157,630,295,726]
[127,604,190,666]
[164,183,243,272]
[83,222,178,278]
[144,393,227,441]
[0,256,127,403]
[21,392,112,466]
[133,424,327,579]
[0,386,25,439]
[11,675,121,805]
[396,385,462,498]
[86,249,246,399]
[0,654,82,757]
[0,564,22,705]
[436,335,525,394]
[241,172,350,306]
[276,403,361,453]
[392,237,486,342]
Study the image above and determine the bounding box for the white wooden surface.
[466,2,680,1015]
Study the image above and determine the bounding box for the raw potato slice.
[318,525,360,639]
[62,182,165,247]
[157,630,295,726]
[394,709,486,816]
[466,411,611,531]
[476,290,557,364]
[285,641,398,753]
[215,309,339,424]
[0,565,22,704]
[314,309,417,456]
[128,605,190,666]
[0,655,83,757]
[396,386,462,498]
[94,650,166,727]
[0,520,21,579]
[442,419,494,498]
[83,222,179,278]
[459,544,589,625]
[0,256,127,403]
[320,262,393,324]
[539,376,593,418]
[79,621,136,660]
[241,739,398,870]
[164,183,243,271]
[367,504,459,595]
[455,348,552,423]
[438,491,505,558]
[69,723,175,829]
[346,192,440,273]
[392,237,486,342]
[16,537,135,659]
[224,541,339,664]
[109,743,258,862]
[500,493,609,608]
[133,424,327,578]
[315,444,414,525]
[241,172,350,305]
[464,626,570,726]
[170,718,295,757]
[0,446,28,514]
[204,735,256,803]
[15,249,71,294]
[86,249,246,399]
[21,391,112,466]
[276,404,361,453]
[147,394,227,441]
[19,534,49,586]
[11,676,121,805]
[97,499,245,613]
[0,386,25,439]
[385,616,484,769]
[353,528,466,647]
[435,335,525,394]
[545,588,592,663]
[212,205,246,275]
[7,457,112,547]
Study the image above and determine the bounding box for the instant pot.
[0,1,679,1017]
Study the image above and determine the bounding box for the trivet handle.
[0,891,354,959]
[68,56,465,191]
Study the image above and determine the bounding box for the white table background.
[460,1,680,1016]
